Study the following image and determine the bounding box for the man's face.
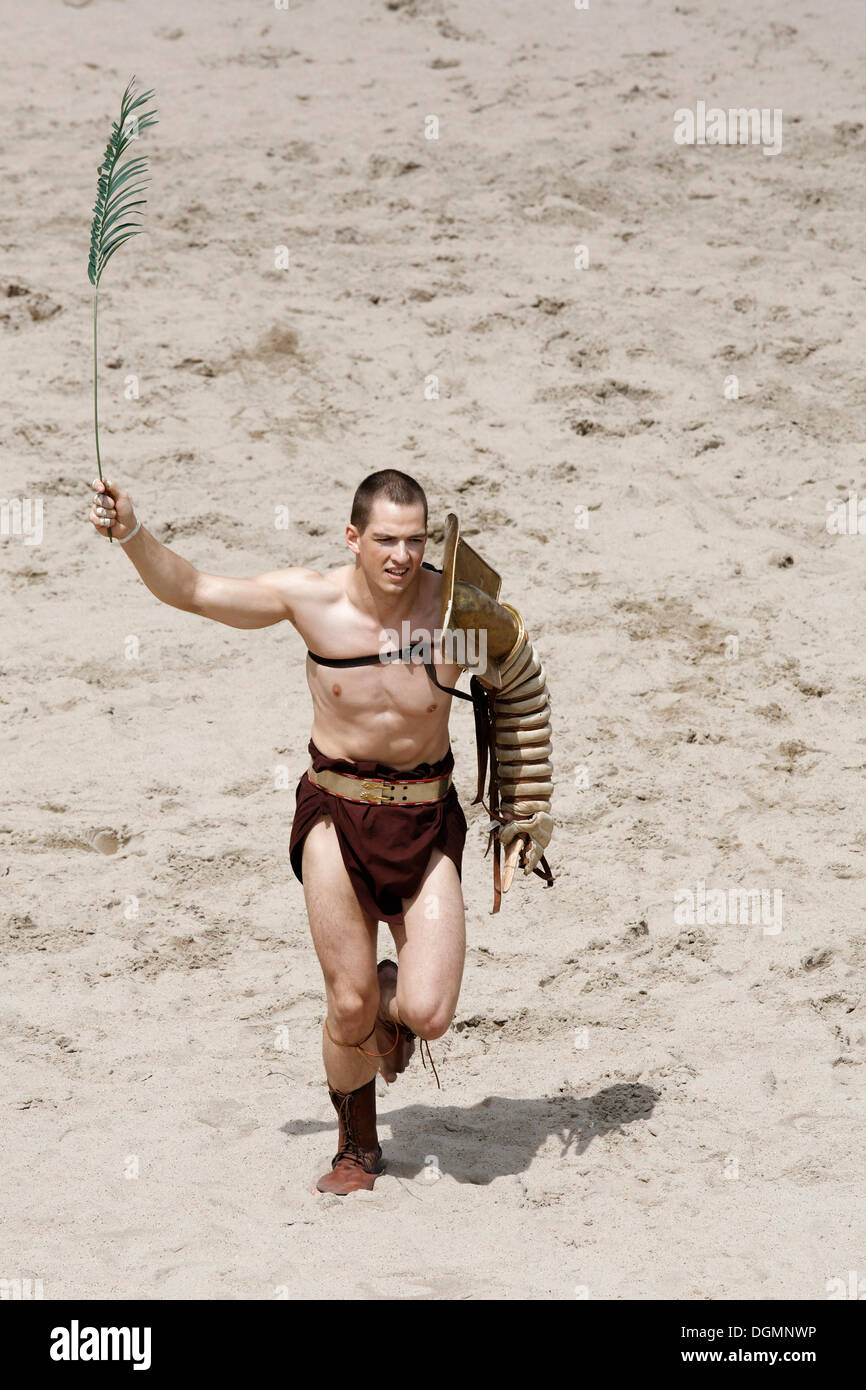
[347,498,427,594]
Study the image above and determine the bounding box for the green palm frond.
[88,77,158,540]
[88,76,158,288]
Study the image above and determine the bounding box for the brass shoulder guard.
[440,514,554,892]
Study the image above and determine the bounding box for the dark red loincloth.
[289,740,468,925]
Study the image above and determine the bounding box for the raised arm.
[87,477,321,629]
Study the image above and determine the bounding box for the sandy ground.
[2,0,866,1300]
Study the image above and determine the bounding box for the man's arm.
[87,477,321,629]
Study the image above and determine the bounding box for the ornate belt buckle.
[359,779,385,804]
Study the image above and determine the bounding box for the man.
[87,469,553,1194]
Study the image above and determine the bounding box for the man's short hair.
[350,469,428,533]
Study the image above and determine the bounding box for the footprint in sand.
[89,829,119,855]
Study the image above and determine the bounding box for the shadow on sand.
[282,1083,659,1184]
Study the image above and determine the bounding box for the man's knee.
[399,996,455,1041]
[327,986,379,1044]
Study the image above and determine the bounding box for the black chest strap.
[307,647,416,669]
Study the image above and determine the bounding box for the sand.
[2,0,866,1300]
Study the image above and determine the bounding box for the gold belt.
[307,764,452,806]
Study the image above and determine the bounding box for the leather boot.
[316,1078,385,1195]
[374,959,416,1078]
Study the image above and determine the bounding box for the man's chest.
[307,649,462,718]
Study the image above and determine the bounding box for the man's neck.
[348,564,423,630]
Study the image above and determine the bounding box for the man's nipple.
[332,683,341,697]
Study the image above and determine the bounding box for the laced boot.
[316,1078,385,1195]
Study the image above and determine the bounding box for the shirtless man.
[87,468,553,1194]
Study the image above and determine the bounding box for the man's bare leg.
[302,817,381,1094]
[303,817,395,1194]
[381,847,466,1064]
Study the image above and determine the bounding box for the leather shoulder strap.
[423,661,474,702]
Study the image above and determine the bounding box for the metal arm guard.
[479,610,554,877]
[449,588,554,883]
[435,512,554,910]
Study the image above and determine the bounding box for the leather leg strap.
[324,1016,399,1060]
[417,1037,441,1089]
[323,1014,441,1088]
[389,1008,441,1090]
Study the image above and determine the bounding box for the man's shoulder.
[319,563,355,594]
[268,565,346,608]
[421,563,445,610]
[421,562,443,592]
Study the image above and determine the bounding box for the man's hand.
[88,478,138,541]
